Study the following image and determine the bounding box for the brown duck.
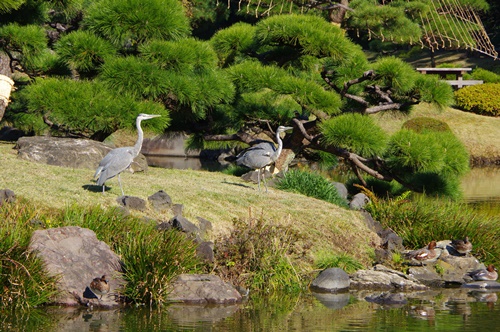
[406,240,442,265]
[90,275,110,300]
[468,264,498,281]
[451,236,472,256]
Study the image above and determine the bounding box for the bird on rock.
[405,240,442,265]
[451,236,472,256]
[468,264,498,281]
[90,275,110,300]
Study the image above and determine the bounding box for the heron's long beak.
[283,126,293,131]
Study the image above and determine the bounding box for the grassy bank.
[0,142,380,307]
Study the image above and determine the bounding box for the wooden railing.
[416,67,483,88]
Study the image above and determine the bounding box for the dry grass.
[0,142,379,267]
[373,104,500,161]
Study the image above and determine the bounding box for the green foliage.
[454,83,500,117]
[227,61,342,119]
[0,23,47,72]
[0,201,59,309]
[100,56,234,119]
[0,0,25,14]
[55,30,117,74]
[349,0,422,44]
[386,129,446,173]
[214,216,304,293]
[366,195,500,265]
[210,22,256,67]
[413,75,455,109]
[83,0,191,50]
[373,57,418,94]
[276,169,349,207]
[18,77,170,137]
[470,68,500,83]
[402,117,451,133]
[320,113,387,157]
[314,251,363,274]
[385,129,469,199]
[254,14,358,63]
[139,38,218,73]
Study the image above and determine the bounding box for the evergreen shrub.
[454,83,500,117]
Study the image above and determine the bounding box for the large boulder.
[166,274,242,304]
[350,264,428,290]
[310,268,350,292]
[15,136,147,171]
[28,226,125,307]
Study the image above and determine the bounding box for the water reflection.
[5,288,500,331]
[461,166,500,203]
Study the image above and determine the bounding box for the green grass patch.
[276,169,348,207]
[314,251,364,274]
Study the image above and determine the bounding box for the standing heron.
[94,113,161,195]
[236,125,293,192]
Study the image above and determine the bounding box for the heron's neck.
[133,118,144,157]
[272,130,284,162]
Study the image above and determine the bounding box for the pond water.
[4,288,500,331]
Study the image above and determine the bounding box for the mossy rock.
[402,117,451,133]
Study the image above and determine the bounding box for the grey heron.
[236,125,293,192]
[94,113,161,195]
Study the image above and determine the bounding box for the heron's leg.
[102,184,105,194]
[118,174,125,196]
[256,169,261,191]
[262,169,268,193]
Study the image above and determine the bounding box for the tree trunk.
[329,0,350,25]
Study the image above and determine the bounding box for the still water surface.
[4,289,500,331]
[3,167,499,331]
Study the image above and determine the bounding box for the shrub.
[454,83,500,117]
[469,68,500,83]
[213,216,304,293]
[402,117,451,133]
[276,169,349,207]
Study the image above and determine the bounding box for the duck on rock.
[405,240,442,266]
[468,264,498,281]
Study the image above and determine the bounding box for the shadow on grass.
[82,184,108,193]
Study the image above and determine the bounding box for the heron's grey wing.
[236,147,272,169]
[96,148,135,186]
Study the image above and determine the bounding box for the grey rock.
[172,204,184,217]
[171,215,200,235]
[117,195,146,211]
[349,193,370,210]
[148,190,172,211]
[241,169,272,184]
[310,268,350,292]
[167,274,242,304]
[28,226,124,307]
[350,264,428,290]
[0,188,15,206]
[156,221,172,231]
[15,136,147,171]
[332,182,348,200]
[196,241,214,263]
[196,216,213,237]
